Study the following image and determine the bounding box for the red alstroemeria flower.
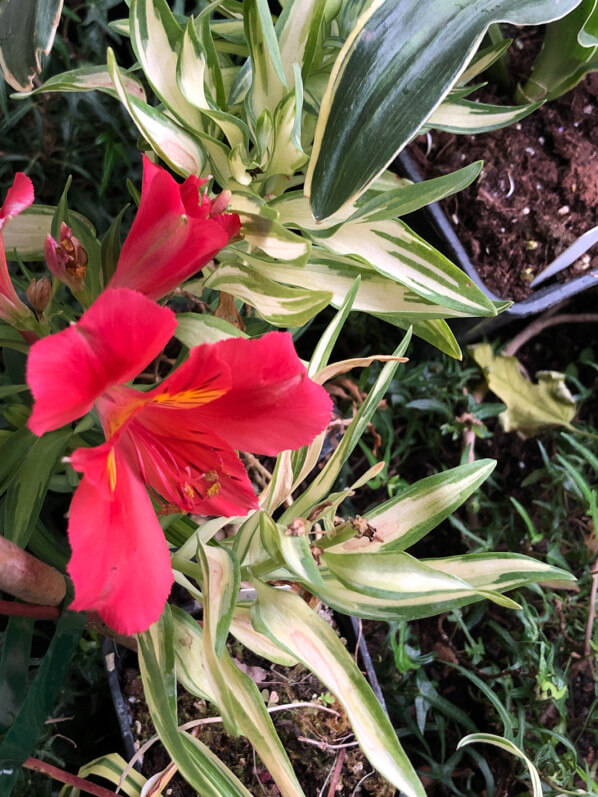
[26,288,331,634]
[0,173,35,325]
[107,156,241,300]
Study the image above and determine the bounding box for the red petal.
[68,445,173,634]
[27,288,176,435]
[0,238,29,323]
[120,416,259,517]
[109,157,237,300]
[188,332,332,455]
[0,173,34,229]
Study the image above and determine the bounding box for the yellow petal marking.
[107,449,117,493]
[151,386,227,409]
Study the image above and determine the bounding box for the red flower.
[107,156,241,300]
[0,174,35,325]
[26,289,331,633]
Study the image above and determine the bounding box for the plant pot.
[397,151,598,343]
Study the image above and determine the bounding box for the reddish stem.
[23,758,119,797]
[327,748,346,797]
[0,601,60,620]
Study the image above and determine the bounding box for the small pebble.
[525,147,535,155]
[538,136,545,144]
[584,104,593,114]
[557,205,570,216]
[522,207,530,216]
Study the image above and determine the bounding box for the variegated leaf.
[130,0,203,130]
[322,550,519,608]
[173,605,305,796]
[251,582,426,796]
[323,460,496,554]
[427,98,542,134]
[138,608,252,796]
[425,552,576,590]
[107,48,206,177]
[203,259,331,327]
[11,65,146,101]
[306,0,583,219]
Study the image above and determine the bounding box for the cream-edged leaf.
[250,581,426,797]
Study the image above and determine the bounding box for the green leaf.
[0,609,85,792]
[175,312,248,348]
[107,48,206,178]
[428,98,542,134]
[307,277,360,376]
[10,64,146,102]
[322,550,519,613]
[425,552,576,591]
[244,0,288,122]
[0,0,63,92]
[138,607,253,797]
[250,581,426,796]
[280,334,410,523]
[306,0,583,219]
[172,607,305,796]
[204,259,332,327]
[0,617,34,734]
[0,427,36,495]
[77,754,147,797]
[3,428,72,548]
[457,734,543,797]
[101,204,129,285]
[323,460,496,554]
[471,344,577,437]
[516,0,598,101]
[347,161,483,222]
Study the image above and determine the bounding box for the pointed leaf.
[138,607,252,797]
[251,581,425,797]
[306,0,583,219]
[107,48,206,178]
[0,0,62,92]
[323,460,496,554]
[204,259,331,327]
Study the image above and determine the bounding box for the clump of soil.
[408,30,598,301]
[122,639,395,796]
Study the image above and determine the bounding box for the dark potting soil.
[122,633,395,796]
[408,30,598,302]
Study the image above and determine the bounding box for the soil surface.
[408,29,598,301]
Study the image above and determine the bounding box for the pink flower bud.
[45,223,88,293]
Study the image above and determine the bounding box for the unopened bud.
[45,222,88,292]
[26,277,52,316]
[209,189,232,217]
